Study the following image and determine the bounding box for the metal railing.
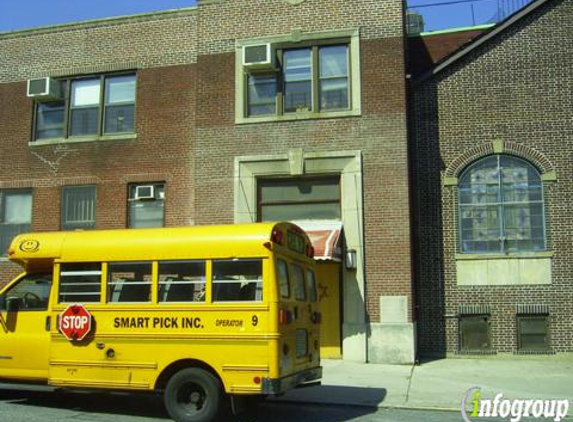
[406,0,534,34]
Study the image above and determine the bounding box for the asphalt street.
[0,385,525,422]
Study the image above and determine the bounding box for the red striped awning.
[293,221,342,261]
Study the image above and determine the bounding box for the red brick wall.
[194,37,413,323]
[0,64,197,287]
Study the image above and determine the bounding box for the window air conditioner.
[134,185,155,200]
[26,77,62,101]
[242,44,277,71]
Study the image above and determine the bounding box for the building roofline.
[0,7,197,39]
[415,23,495,38]
[412,0,552,86]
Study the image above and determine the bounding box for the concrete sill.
[455,251,553,261]
[235,109,361,125]
[29,133,137,146]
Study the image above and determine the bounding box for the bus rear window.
[59,263,102,303]
[158,261,206,303]
[291,263,306,301]
[212,259,262,302]
[108,262,152,303]
[306,269,317,302]
[276,259,290,298]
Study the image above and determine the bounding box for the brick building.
[0,0,570,363]
[0,0,414,364]
[411,0,572,355]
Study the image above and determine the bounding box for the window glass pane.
[459,205,501,253]
[104,75,136,134]
[259,177,341,222]
[72,79,101,107]
[104,105,134,134]
[36,102,65,139]
[319,46,348,78]
[105,75,136,104]
[59,263,101,303]
[319,45,349,111]
[128,184,164,228]
[4,192,32,224]
[276,259,290,298]
[261,202,341,221]
[158,261,206,303]
[70,108,99,136]
[0,190,32,255]
[247,74,277,116]
[504,203,546,252]
[5,273,52,310]
[62,186,96,230]
[212,259,262,302]
[260,178,340,203]
[306,270,317,302]
[70,79,100,136]
[108,262,152,303]
[284,48,312,113]
[290,263,306,301]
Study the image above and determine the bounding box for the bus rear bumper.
[261,366,322,395]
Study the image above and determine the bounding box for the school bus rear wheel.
[164,367,222,422]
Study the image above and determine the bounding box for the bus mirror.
[6,297,22,312]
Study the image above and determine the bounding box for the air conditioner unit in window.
[134,185,155,200]
[242,44,277,71]
[26,77,62,101]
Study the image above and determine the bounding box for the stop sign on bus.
[59,304,93,341]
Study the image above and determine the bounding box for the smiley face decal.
[19,239,40,253]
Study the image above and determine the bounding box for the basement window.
[459,314,491,353]
[517,315,550,352]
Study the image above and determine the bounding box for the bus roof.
[8,222,307,269]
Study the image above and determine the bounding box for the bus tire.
[164,367,222,422]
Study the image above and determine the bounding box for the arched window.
[458,155,546,254]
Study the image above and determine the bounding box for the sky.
[0,0,520,34]
[0,0,197,33]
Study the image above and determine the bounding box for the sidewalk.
[274,357,573,411]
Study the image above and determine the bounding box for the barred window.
[62,186,96,230]
[458,155,546,254]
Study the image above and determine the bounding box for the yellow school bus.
[0,222,321,422]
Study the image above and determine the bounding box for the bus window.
[59,263,101,303]
[108,262,152,303]
[212,259,262,302]
[158,261,206,303]
[291,263,306,301]
[306,269,317,303]
[276,259,290,298]
[3,273,52,310]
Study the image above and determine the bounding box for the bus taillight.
[279,308,292,325]
[271,229,285,245]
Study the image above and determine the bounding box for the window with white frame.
[34,73,136,141]
[458,155,546,254]
[128,183,165,228]
[0,189,32,255]
[61,186,96,231]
